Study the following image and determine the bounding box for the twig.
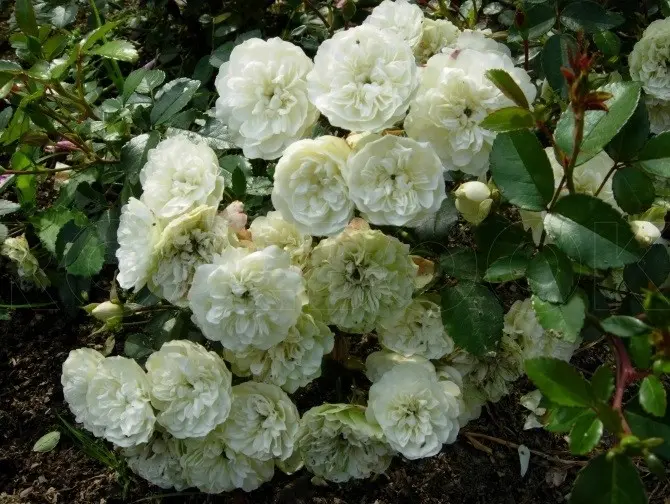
[463,431,588,466]
[594,163,620,197]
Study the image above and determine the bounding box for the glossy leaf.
[600,316,651,338]
[91,40,139,62]
[483,255,529,283]
[480,107,534,132]
[531,293,586,343]
[15,0,39,37]
[612,167,655,215]
[485,69,530,109]
[606,100,649,162]
[623,244,670,293]
[542,34,577,97]
[569,454,647,504]
[527,245,574,303]
[560,1,625,33]
[439,249,483,282]
[638,131,670,178]
[525,357,593,407]
[569,415,603,455]
[640,375,667,418]
[150,78,201,126]
[591,365,615,402]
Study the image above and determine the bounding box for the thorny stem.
[609,336,650,435]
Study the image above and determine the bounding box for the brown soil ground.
[1,272,667,504]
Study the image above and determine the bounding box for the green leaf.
[441,281,503,356]
[544,194,642,269]
[485,69,530,109]
[15,0,39,37]
[570,454,647,504]
[483,255,528,283]
[527,245,574,303]
[123,69,166,102]
[560,1,624,33]
[0,60,23,75]
[637,131,670,178]
[124,333,156,360]
[80,21,121,52]
[118,132,161,185]
[640,375,667,418]
[545,406,592,433]
[593,31,621,58]
[413,198,459,243]
[439,249,483,282]
[475,214,533,266]
[531,293,586,343]
[232,167,246,197]
[626,404,670,460]
[508,3,556,42]
[150,78,201,126]
[601,316,651,338]
[628,336,653,370]
[555,82,642,165]
[90,40,138,62]
[489,130,555,211]
[31,208,87,254]
[542,34,577,97]
[624,244,670,293]
[612,167,655,215]
[606,100,649,163]
[56,222,106,277]
[591,365,615,402]
[569,415,603,455]
[32,431,61,453]
[480,107,534,132]
[525,357,593,407]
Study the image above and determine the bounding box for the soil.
[1,273,667,504]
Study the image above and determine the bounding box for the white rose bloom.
[146,340,232,439]
[250,211,312,266]
[307,25,419,132]
[455,181,493,225]
[414,18,460,64]
[506,298,579,363]
[1,235,50,289]
[214,37,318,160]
[139,136,225,219]
[224,312,334,393]
[296,403,393,482]
[405,48,535,176]
[377,297,454,359]
[363,0,424,50]
[148,205,238,306]
[272,136,353,237]
[520,390,546,430]
[222,382,299,461]
[189,245,307,352]
[61,348,104,434]
[447,334,524,403]
[629,18,670,101]
[434,364,484,426]
[646,97,670,134]
[86,357,155,448]
[631,220,662,247]
[365,350,435,383]
[116,198,162,292]
[367,363,461,459]
[519,209,546,246]
[180,427,274,493]
[124,433,188,490]
[344,135,446,227]
[445,29,511,57]
[306,227,417,333]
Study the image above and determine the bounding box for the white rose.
[646,96,670,134]
[455,181,493,225]
[271,135,354,237]
[214,37,318,160]
[296,403,393,482]
[366,363,461,459]
[188,245,307,352]
[520,390,546,430]
[1,235,50,289]
[250,211,312,266]
[222,382,299,461]
[506,298,579,363]
[306,227,418,333]
[124,433,188,490]
[180,427,274,493]
[405,48,535,176]
[139,136,225,219]
[376,297,454,359]
[148,205,238,306]
[363,0,424,50]
[224,312,334,393]
[86,357,155,447]
[632,220,662,247]
[116,198,162,292]
[365,349,435,383]
[307,25,419,132]
[414,18,460,63]
[61,348,104,434]
[444,29,511,57]
[434,364,484,426]
[344,135,447,227]
[629,18,670,101]
[146,340,232,439]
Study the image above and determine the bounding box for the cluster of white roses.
[61,0,585,492]
[630,17,670,134]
